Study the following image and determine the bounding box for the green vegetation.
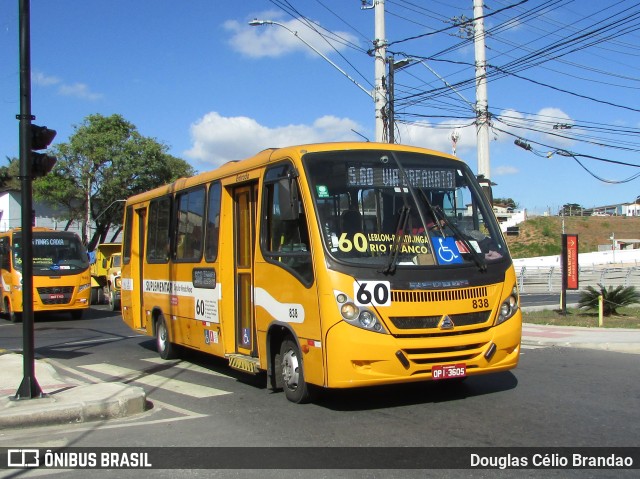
[505,215,640,259]
[577,284,640,316]
[32,114,195,249]
[523,306,640,328]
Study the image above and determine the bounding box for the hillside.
[505,215,640,258]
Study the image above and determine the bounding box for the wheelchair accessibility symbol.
[242,328,251,345]
[435,237,463,265]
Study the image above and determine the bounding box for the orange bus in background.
[120,142,522,403]
[0,227,91,322]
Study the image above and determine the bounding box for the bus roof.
[125,142,462,205]
[1,227,81,237]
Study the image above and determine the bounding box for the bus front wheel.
[156,314,177,360]
[5,299,21,323]
[279,338,313,404]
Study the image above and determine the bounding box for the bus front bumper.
[324,315,521,388]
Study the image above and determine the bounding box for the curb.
[522,338,640,355]
[0,382,147,429]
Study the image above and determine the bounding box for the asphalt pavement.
[1,319,639,430]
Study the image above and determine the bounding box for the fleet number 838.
[472,298,489,309]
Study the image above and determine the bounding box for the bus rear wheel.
[279,338,313,404]
[107,287,120,311]
[156,314,177,360]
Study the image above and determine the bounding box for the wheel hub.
[282,349,299,389]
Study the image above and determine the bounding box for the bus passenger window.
[175,187,205,262]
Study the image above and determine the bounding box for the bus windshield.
[304,149,508,270]
[13,232,90,276]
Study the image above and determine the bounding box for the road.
[0,306,638,478]
[520,292,582,310]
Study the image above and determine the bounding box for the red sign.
[565,234,579,290]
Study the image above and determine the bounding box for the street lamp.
[387,57,413,143]
[248,20,378,135]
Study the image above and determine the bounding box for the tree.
[33,114,195,248]
[493,197,517,209]
[560,203,584,216]
[0,157,20,190]
[577,284,640,316]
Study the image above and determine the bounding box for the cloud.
[394,121,478,154]
[494,165,519,175]
[496,107,576,146]
[32,71,61,86]
[225,14,359,59]
[58,82,103,101]
[32,70,102,101]
[184,112,363,167]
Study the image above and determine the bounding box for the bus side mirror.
[278,178,300,220]
[476,175,494,205]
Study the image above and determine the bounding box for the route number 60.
[354,281,391,307]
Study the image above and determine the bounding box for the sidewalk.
[521,323,640,354]
[0,352,146,430]
[1,322,639,431]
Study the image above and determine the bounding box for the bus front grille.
[401,342,488,366]
[37,286,74,305]
[389,311,492,330]
[391,286,488,303]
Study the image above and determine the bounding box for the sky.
[1,0,640,214]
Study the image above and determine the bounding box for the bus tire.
[90,288,99,305]
[108,288,120,311]
[6,300,21,323]
[279,338,313,404]
[156,314,177,360]
[97,288,105,305]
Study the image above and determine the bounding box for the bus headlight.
[78,283,91,293]
[359,310,375,327]
[341,302,358,320]
[495,286,519,326]
[334,290,388,334]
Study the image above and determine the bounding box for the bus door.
[233,184,258,356]
[132,207,147,330]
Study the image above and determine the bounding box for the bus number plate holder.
[432,363,466,380]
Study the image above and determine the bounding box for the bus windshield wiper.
[379,151,437,274]
[380,204,410,275]
[417,189,445,238]
[433,205,487,272]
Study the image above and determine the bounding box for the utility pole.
[364,0,387,143]
[473,0,490,182]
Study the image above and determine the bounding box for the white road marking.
[79,363,232,399]
[141,357,234,379]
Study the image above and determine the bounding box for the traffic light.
[30,124,57,178]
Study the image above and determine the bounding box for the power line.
[386,0,529,48]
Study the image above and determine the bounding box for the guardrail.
[516,265,640,293]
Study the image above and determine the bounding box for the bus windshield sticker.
[316,185,330,198]
[432,236,464,265]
